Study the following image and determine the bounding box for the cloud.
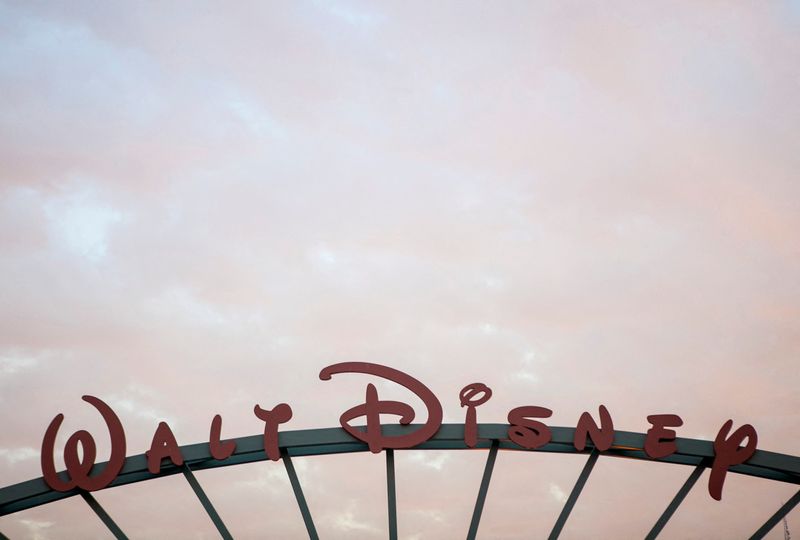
[330,501,381,534]
[407,451,450,471]
[18,519,53,540]
[106,384,175,426]
[225,93,286,140]
[548,482,568,504]
[0,447,39,465]
[512,369,539,384]
[0,2,798,538]
[320,1,387,27]
[43,181,126,262]
[235,457,311,496]
[235,462,291,495]
[0,354,38,376]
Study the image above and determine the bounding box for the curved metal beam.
[1,423,799,517]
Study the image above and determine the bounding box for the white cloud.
[408,508,446,524]
[144,287,226,328]
[321,2,386,27]
[0,3,161,124]
[236,458,312,496]
[235,463,290,495]
[330,500,381,534]
[226,95,285,139]
[407,450,450,471]
[0,447,39,464]
[44,183,126,262]
[106,384,174,426]
[481,276,505,290]
[512,370,539,384]
[333,510,379,533]
[309,245,339,267]
[480,323,496,335]
[0,355,38,376]
[548,482,568,503]
[19,519,53,540]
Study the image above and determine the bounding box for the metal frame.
[385,449,398,540]
[2,424,799,538]
[548,449,599,539]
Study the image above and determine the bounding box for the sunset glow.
[1,2,799,538]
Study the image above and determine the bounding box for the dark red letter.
[254,403,293,461]
[320,362,443,453]
[507,406,552,449]
[574,405,614,451]
[41,396,126,492]
[460,383,492,448]
[147,422,184,474]
[644,414,683,459]
[708,420,757,500]
[209,414,236,460]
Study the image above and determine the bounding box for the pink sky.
[1,1,799,538]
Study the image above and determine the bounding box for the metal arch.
[2,423,799,536]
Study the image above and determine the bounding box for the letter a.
[147,422,184,474]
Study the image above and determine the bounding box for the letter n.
[574,405,614,451]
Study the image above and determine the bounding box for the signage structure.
[41,361,757,501]
[1,361,797,540]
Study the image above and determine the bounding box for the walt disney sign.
[41,362,757,501]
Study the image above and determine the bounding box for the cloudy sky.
[1,1,799,538]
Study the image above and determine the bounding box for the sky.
[0,1,799,538]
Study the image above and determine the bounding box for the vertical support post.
[467,440,500,540]
[548,450,600,540]
[182,464,233,540]
[386,449,398,540]
[80,491,129,540]
[282,449,319,540]
[749,489,800,540]
[645,462,706,539]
